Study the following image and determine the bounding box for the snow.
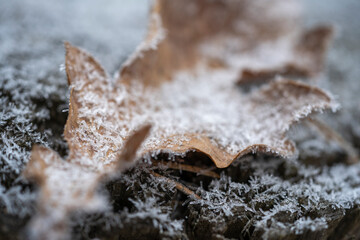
[1,0,360,239]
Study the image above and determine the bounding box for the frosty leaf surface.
[62,0,335,168]
[63,41,335,169]
[238,26,333,86]
[23,0,337,238]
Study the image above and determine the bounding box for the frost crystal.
[1,0,360,239]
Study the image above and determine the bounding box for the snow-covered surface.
[0,1,149,238]
[0,0,149,177]
[188,157,360,238]
[27,0,336,235]
[1,0,360,239]
[0,0,148,223]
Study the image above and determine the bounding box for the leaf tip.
[116,124,152,171]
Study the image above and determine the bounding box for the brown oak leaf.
[23,0,337,238]
[237,26,333,87]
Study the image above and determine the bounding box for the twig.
[152,160,220,178]
[307,118,359,164]
[149,170,201,200]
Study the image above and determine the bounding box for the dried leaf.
[238,26,333,87]
[64,40,334,168]
[120,0,302,86]
[23,0,337,238]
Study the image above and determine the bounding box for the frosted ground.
[1,0,360,239]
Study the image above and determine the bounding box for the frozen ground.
[1,0,360,239]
